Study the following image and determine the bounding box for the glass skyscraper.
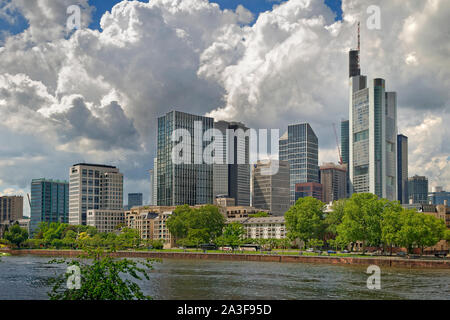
[157,111,213,206]
[128,193,143,209]
[397,134,408,204]
[279,123,319,204]
[408,175,428,204]
[30,179,69,235]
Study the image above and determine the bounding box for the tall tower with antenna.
[349,21,361,78]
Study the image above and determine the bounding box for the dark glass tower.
[157,111,213,206]
[397,134,408,204]
[30,179,69,235]
[279,123,319,204]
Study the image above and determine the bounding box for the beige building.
[252,160,290,216]
[125,206,178,248]
[227,216,287,239]
[87,209,125,233]
[320,163,347,203]
[0,196,23,223]
[220,206,270,219]
[69,163,123,225]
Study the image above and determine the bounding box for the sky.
[0,0,449,216]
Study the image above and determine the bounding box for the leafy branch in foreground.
[47,248,159,300]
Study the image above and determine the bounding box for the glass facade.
[397,134,408,204]
[279,123,319,204]
[30,179,69,235]
[128,193,143,209]
[157,111,213,206]
[408,175,428,204]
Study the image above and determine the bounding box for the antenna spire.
[357,21,360,52]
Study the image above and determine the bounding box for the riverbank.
[1,248,449,269]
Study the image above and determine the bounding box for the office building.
[397,134,408,204]
[69,163,123,225]
[252,160,290,216]
[349,75,397,200]
[128,193,143,209]
[157,111,213,206]
[341,120,350,195]
[149,158,157,206]
[320,163,347,203]
[408,175,428,204]
[87,209,124,233]
[428,187,450,205]
[0,196,23,224]
[279,123,319,204]
[294,182,323,202]
[30,179,69,235]
[213,121,250,206]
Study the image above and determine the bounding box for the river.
[0,255,449,300]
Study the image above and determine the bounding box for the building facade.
[157,111,213,206]
[226,216,287,240]
[428,187,450,205]
[408,175,428,204]
[86,209,125,233]
[320,163,347,203]
[0,196,23,224]
[341,120,350,196]
[252,160,290,216]
[348,75,398,201]
[149,158,158,206]
[294,182,323,202]
[212,121,250,206]
[69,163,123,225]
[279,123,319,204]
[397,134,408,204]
[128,193,143,209]
[30,179,69,235]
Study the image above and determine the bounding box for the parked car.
[397,251,407,257]
[341,250,349,254]
[306,248,314,252]
[434,251,447,258]
[327,250,337,254]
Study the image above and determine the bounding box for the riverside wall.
[1,249,450,269]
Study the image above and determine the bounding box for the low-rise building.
[86,209,125,233]
[226,216,287,239]
[219,206,270,219]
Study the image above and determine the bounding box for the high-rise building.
[428,187,450,205]
[341,120,350,196]
[252,160,290,216]
[0,196,23,224]
[397,134,408,204]
[349,76,397,200]
[279,123,319,204]
[408,175,428,204]
[157,111,213,206]
[213,120,250,206]
[149,158,158,206]
[30,179,69,235]
[294,182,323,202]
[320,163,347,203]
[69,163,123,225]
[128,193,143,209]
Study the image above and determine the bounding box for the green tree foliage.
[47,249,155,300]
[336,193,387,251]
[284,197,325,248]
[167,205,225,245]
[324,199,346,236]
[216,222,245,250]
[380,202,403,254]
[4,223,28,248]
[248,212,269,218]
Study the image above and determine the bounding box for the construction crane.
[332,123,343,165]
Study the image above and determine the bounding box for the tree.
[4,223,28,248]
[381,202,403,255]
[324,199,346,237]
[47,249,155,300]
[167,205,225,246]
[336,193,387,252]
[249,212,269,218]
[216,222,245,252]
[284,197,325,248]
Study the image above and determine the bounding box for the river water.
[0,255,449,300]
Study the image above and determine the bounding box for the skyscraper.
[408,175,428,204]
[30,179,69,235]
[252,160,290,216]
[320,163,347,203]
[69,163,123,225]
[213,120,250,206]
[341,120,350,196]
[128,193,143,209]
[0,196,23,224]
[157,111,213,206]
[279,123,319,204]
[149,158,158,206]
[348,48,398,201]
[397,134,408,204]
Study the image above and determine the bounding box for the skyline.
[0,0,449,216]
